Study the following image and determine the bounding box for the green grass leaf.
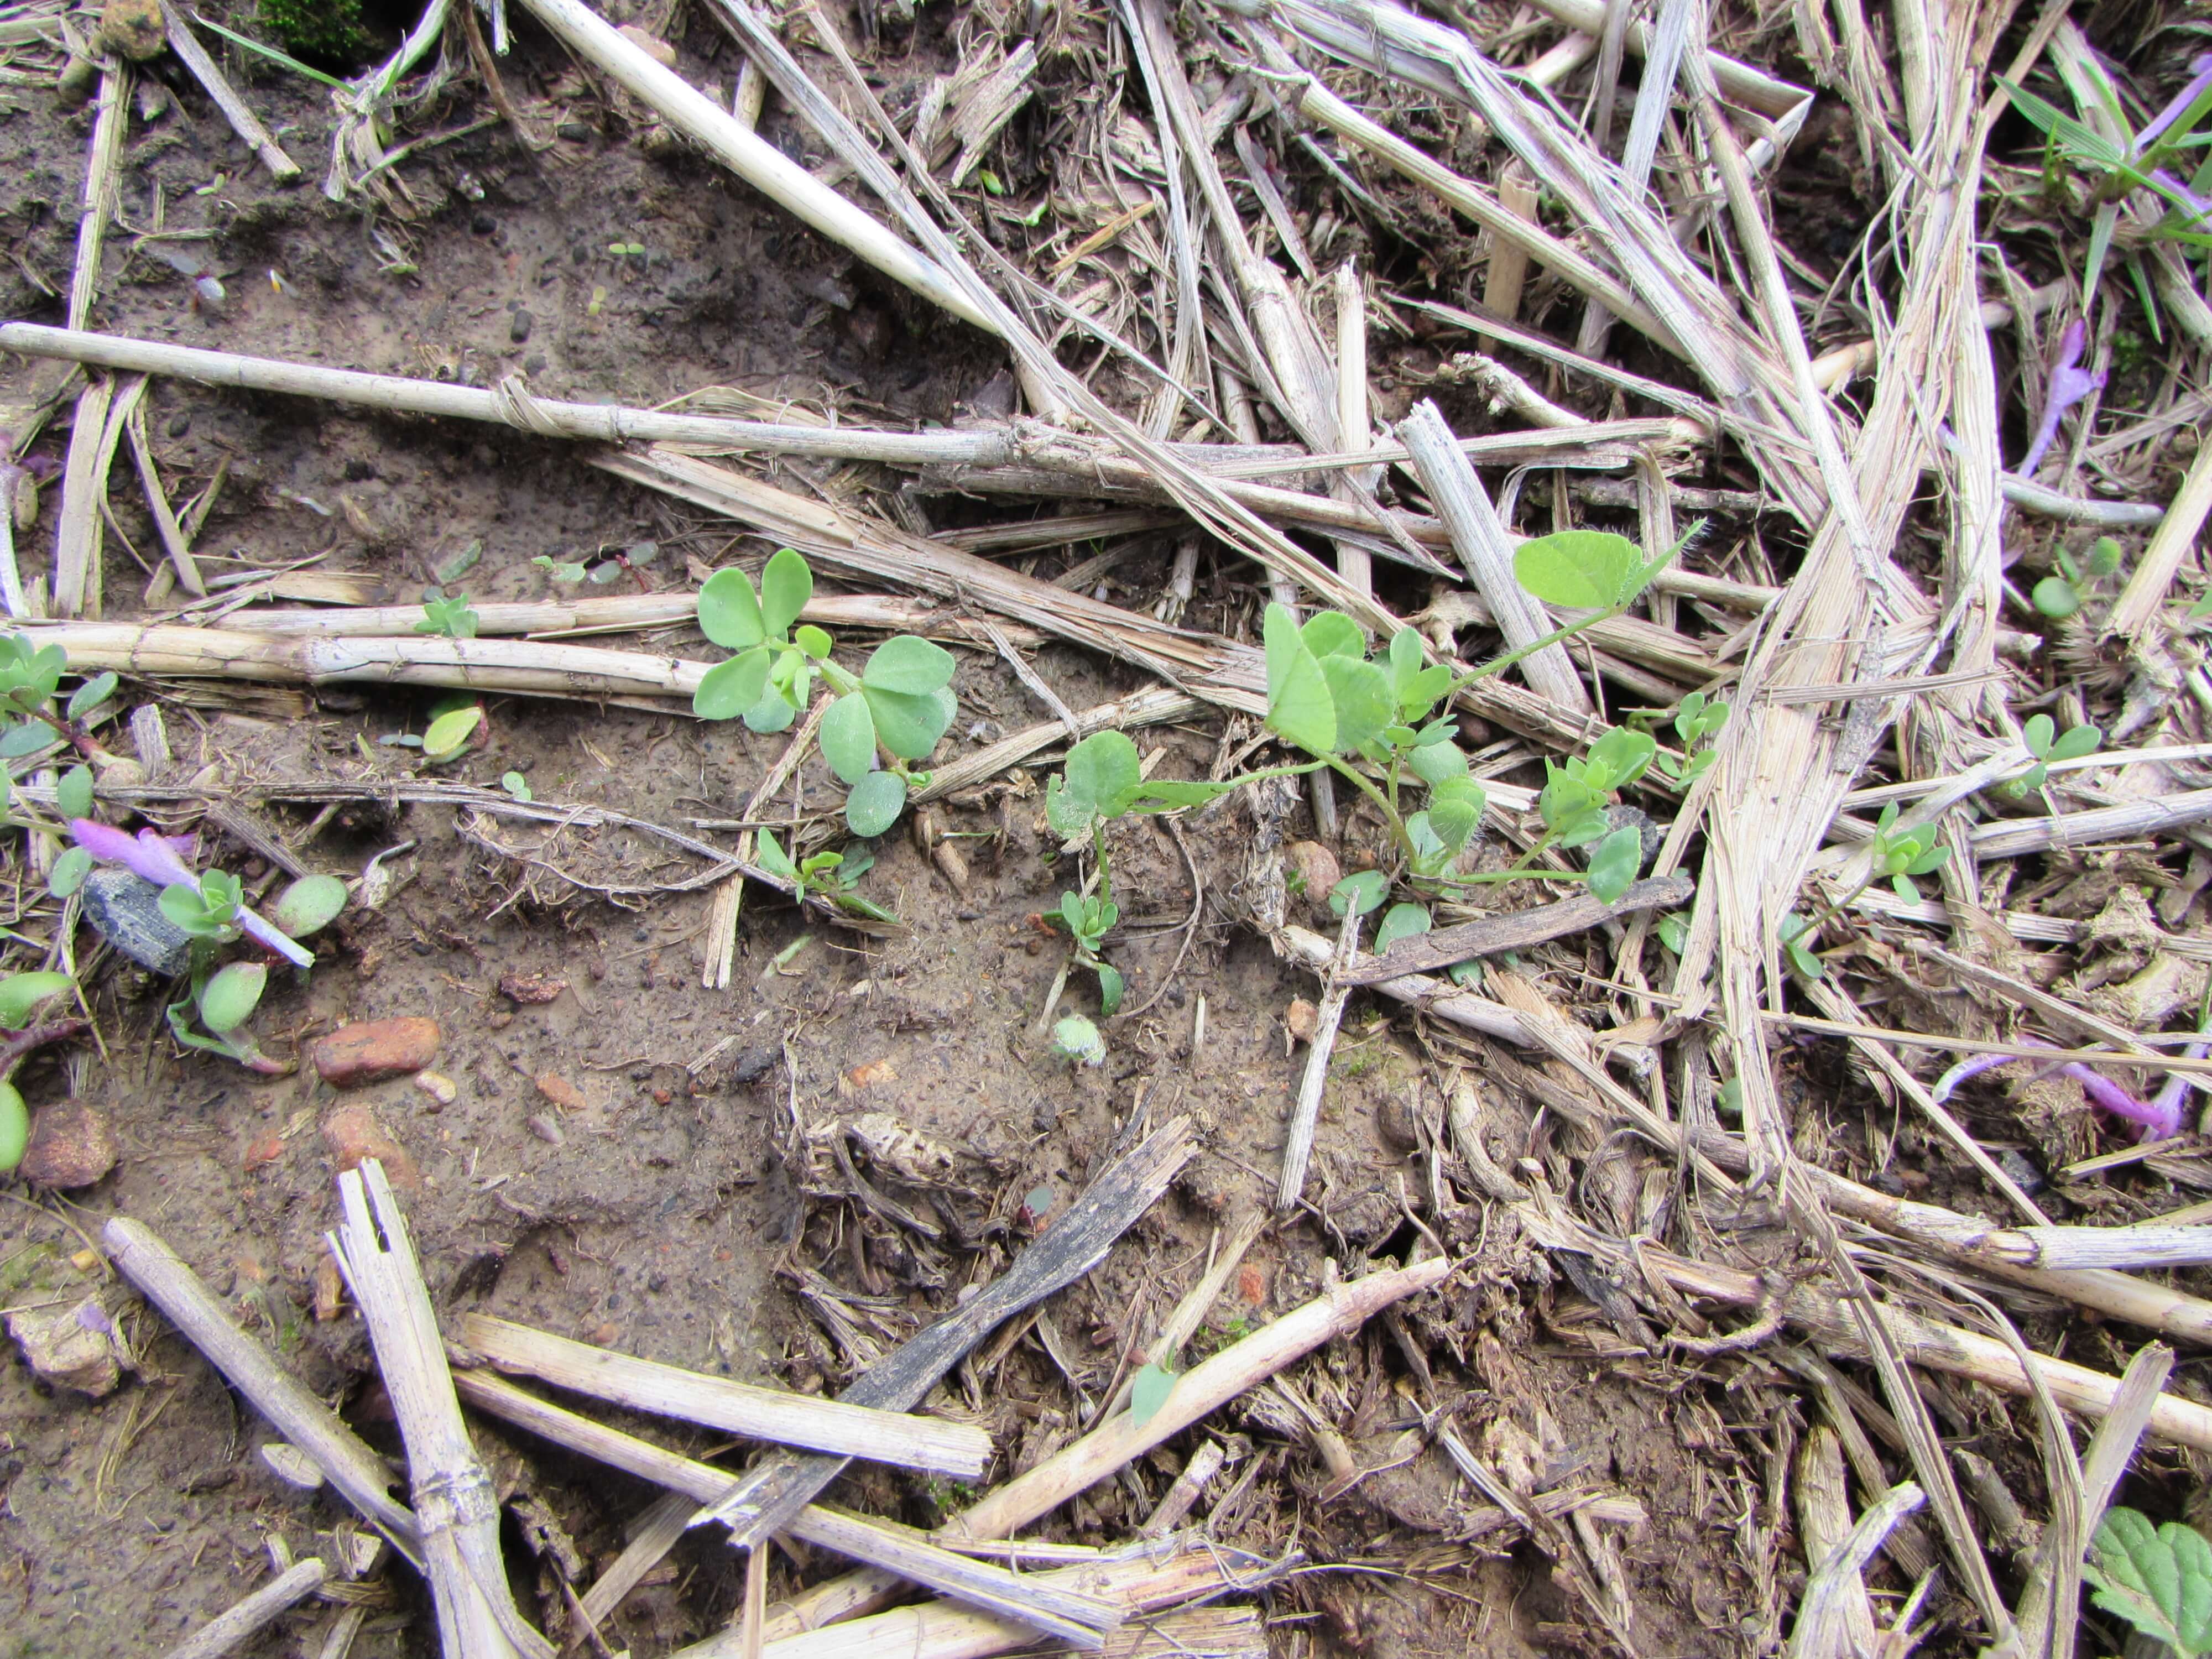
[698,568,766,651]
[760,547,812,639]
[844,770,907,838]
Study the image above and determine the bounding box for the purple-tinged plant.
[2017,320,2106,477]
[69,819,314,968]
[1934,1041,2182,1140]
[2135,54,2212,155]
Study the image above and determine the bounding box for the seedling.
[1651,691,1730,786]
[0,971,82,1173]
[533,555,589,585]
[1042,731,1256,1018]
[1051,1014,1106,1067]
[2002,713,2100,798]
[1777,913,1825,980]
[2031,535,2124,620]
[1864,804,1952,902]
[1260,524,1694,943]
[694,549,959,838]
[754,829,893,922]
[68,820,346,1074]
[414,592,481,639]
[588,540,661,589]
[1129,1358,1176,1425]
[2082,1506,2212,1656]
[0,633,116,761]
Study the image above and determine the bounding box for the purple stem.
[68,820,313,968]
[1933,1038,2179,1140]
[0,1018,88,1081]
[2135,53,2212,155]
[2016,320,2105,477]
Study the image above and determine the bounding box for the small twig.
[160,2,301,181]
[161,1558,326,1659]
[1275,906,1361,1213]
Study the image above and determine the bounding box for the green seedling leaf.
[1129,1361,1176,1426]
[1063,731,1142,822]
[694,647,772,721]
[422,704,484,761]
[862,635,957,696]
[1408,740,1468,786]
[502,771,533,802]
[1656,913,1689,954]
[1329,870,1389,917]
[2024,713,2056,758]
[1514,529,1640,608]
[1053,1014,1106,1067]
[795,624,832,659]
[1130,778,1241,811]
[760,547,812,638]
[1586,825,1643,904]
[698,568,766,650]
[1585,726,1657,792]
[863,685,956,761]
[0,721,53,759]
[2081,1507,2212,1657]
[0,1082,24,1172]
[2032,576,2081,619]
[1319,654,1392,754]
[1374,902,1432,953]
[0,972,75,1030]
[66,672,117,721]
[1263,603,1335,755]
[1045,776,1091,842]
[272,874,347,938]
[820,692,879,786]
[56,764,92,822]
[1095,962,1124,1016]
[844,770,907,838]
[1428,781,1484,852]
[48,846,91,900]
[2051,722,2101,762]
[756,830,801,888]
[198,962,267,1035]
[533,555,588,583]
[1301,611,1365,660]
[744,687,800,735]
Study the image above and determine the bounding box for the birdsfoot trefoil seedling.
[2004,712,2100,798]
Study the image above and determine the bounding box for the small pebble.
[17,1103,117,1188]
[557,120,592,143]
[526,1113,566,1146]
[165,411,190,437]
[314,1018,442,1087]
[535,1073,589,1113]
[510,309,533,345]
[321,1103,420,1187]
[498,972,566,1005]
[471,212,497,236]
[259,1442,325,1491]
[413,1070,458,1107]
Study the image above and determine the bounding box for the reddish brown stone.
[17,1103,117,1188]
[499,972,567,1005]
[320,1103,420,1188]
[312,1018,441,1087]
[534,1073,589,1113]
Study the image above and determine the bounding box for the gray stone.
[80,868,192,976]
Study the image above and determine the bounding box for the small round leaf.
[794,624,833,660]
[862,635,957,696]
[56,764,93,823]
[818,692,879,786]
[271,874,347,938]
[0,721,53,759]
[0,1082,24,1172]
[743,690,798,734]
[1515,529,1640,608]
[760,547,812,640]
[198,962,267,1034]
[1300,611,1365,660]
[48,845,92,900]
[864,685,955,761]
[844,770,907,838]
[66,672,118,721]
[0,972,75,1030]
[693,648,771,721]
[1329,870,1389,917]
[1129,1361,1176,1426]
[698,568,766,650]
[1374,902,1432,953]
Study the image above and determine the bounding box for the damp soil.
[2,7,1809,1656]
